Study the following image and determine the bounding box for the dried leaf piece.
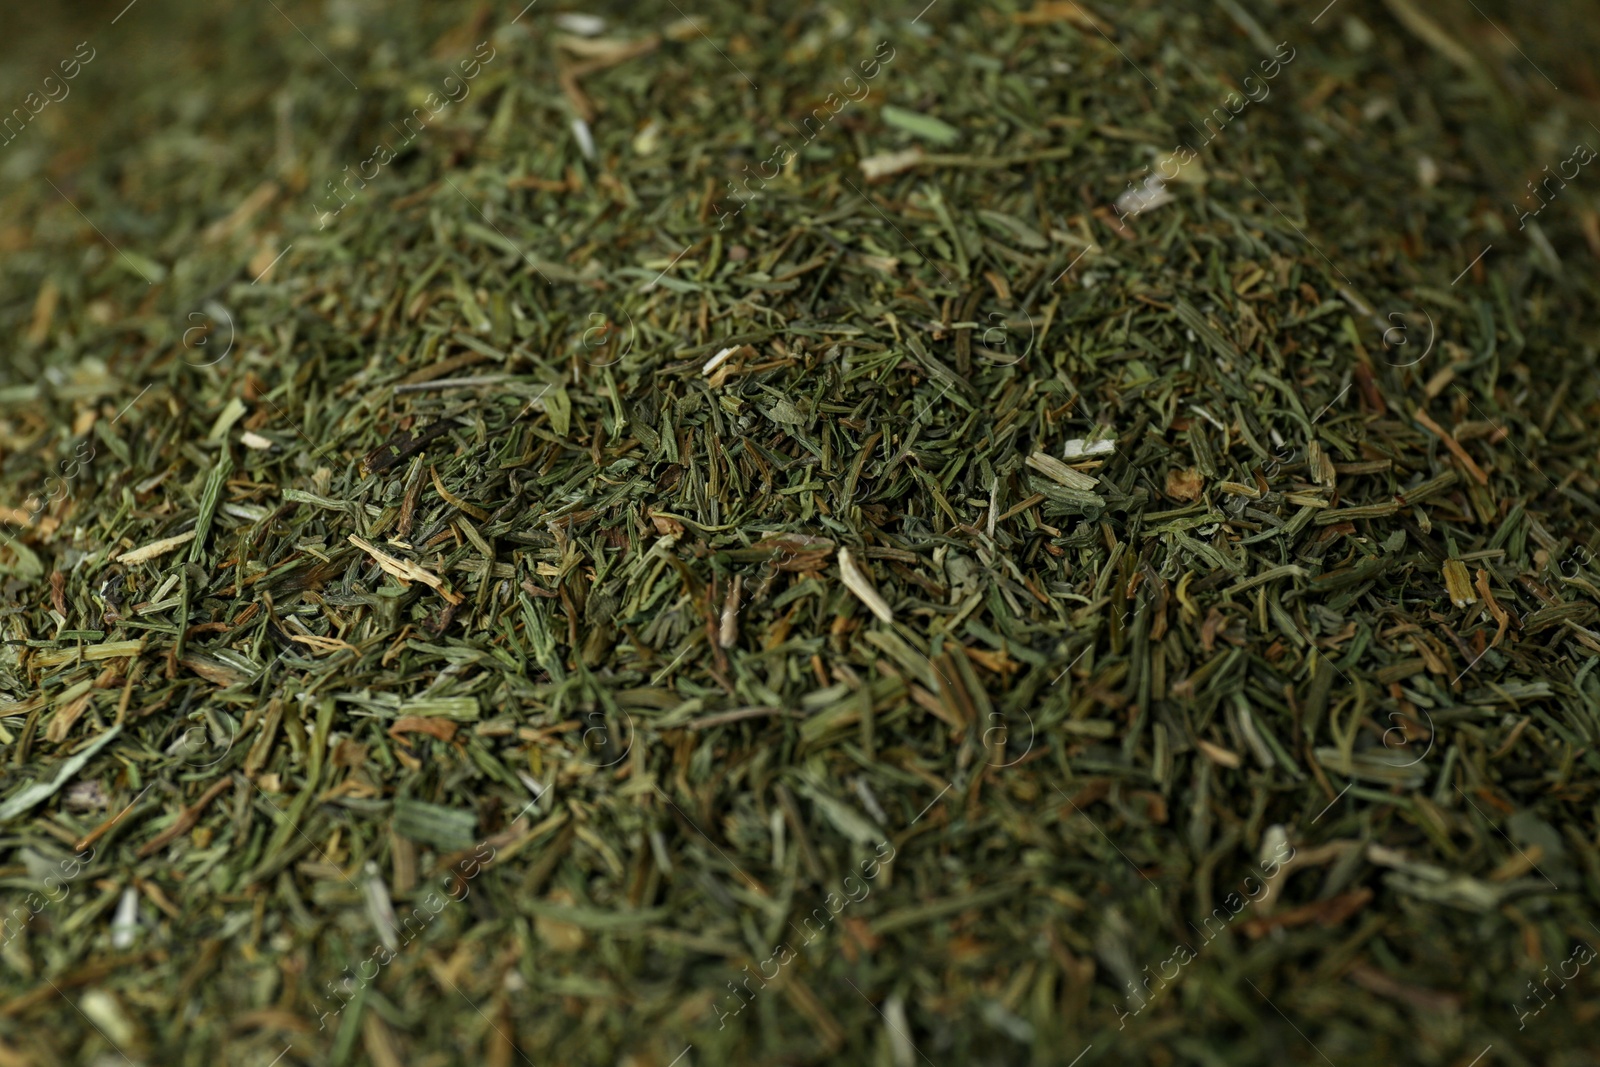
[1413,407,1490,486]
[649,511,685,537]
[1115,174,1174,218]
[752,533,834,570]
[1026,450,1098,490]
[719,574,742,648]
[703,344,755,386]
[429,464,490,521]
[388,717,459,743]
[391,797,478,851]
[288,633,360,656]
[1474,568,1511,649]
[555,34,659,62]
[1240,888,1375,938]
[880,106,960,146]
[180,653,252,688]
[136,778,233,858]
[1344,961,1463,1014]
[348,535,463,605]
[1379,0,1484,75]
[118,530,196,564]
[1013,1,1105,29]
[1196,738,1242,768]
[33,640,145,668]
[859,148,925,180]
[1166,467,1205,502]
[359,418,460,477]
[1442,560,1477,608]
[838,547,894,624]
[1062,437,1117,459]
[535,888,590,952]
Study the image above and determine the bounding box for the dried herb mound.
[1,1,1599,1065]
